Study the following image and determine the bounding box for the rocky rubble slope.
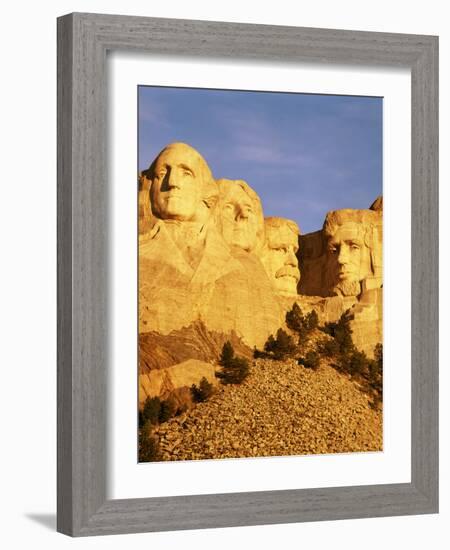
[152,358,382,461]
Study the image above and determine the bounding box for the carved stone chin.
[331,279,362,298]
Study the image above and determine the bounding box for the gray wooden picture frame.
[57,12,438,537]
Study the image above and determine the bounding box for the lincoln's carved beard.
[324,222,373,298]
[331,279,361,297]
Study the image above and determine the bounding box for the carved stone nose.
[237,206,249,219]
[337,246,350,264]
[167,175,181,189]
[286,256,296,266]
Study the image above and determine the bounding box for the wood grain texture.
[410,35,439,506]
[57,13,74,535]
[57,12,439,537]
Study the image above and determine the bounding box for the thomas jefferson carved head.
[216,179,264,253]
[323,209,382,297]
[260,217,300,296]
[146,143,217,224]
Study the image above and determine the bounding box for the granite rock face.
[299,206,382,299]
[215,178,265,254]
[297,202,383,356]
[139,143,284,349]
[260,217,300,296]
[139,143,383,397]
[139,321,253,374]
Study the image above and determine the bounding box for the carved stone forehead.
[217,179,261,205]
[155,143,205,170]
[222,184,253,206]
[327,222,364,243]
[265,224,299,248]
[323,208,381,240]
[265,216,299,238]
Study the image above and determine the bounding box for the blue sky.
[138,86,382,234]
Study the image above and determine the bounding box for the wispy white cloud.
[212,106,314,168]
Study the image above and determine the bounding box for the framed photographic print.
[57,12,438,536]
[136,85,384,463]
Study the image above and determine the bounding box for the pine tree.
[374,343,383,365]
[191,377,214,402]
[158,399,176,423]
[216,356,250,384]
[306,310,319,331]
[286,303,319,344]
[264,334,276,353]
[298,350,320,370]
[342,349,369,376]
[139,430,160,462]
[272,328,296,359]
[219,341,234,366]
[141,396,161,425]
[216,342,249,384]
[286,302,304,333]
[321,310,355,356]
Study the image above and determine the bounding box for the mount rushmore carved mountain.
[137,142,383,460]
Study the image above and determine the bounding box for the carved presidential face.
[218,181,263,252]
[261,221,300,295]
[150,144,207,222]
[326,222,370,296]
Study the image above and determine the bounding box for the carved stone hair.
[264,216,300,236]
[323,209,381,246]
